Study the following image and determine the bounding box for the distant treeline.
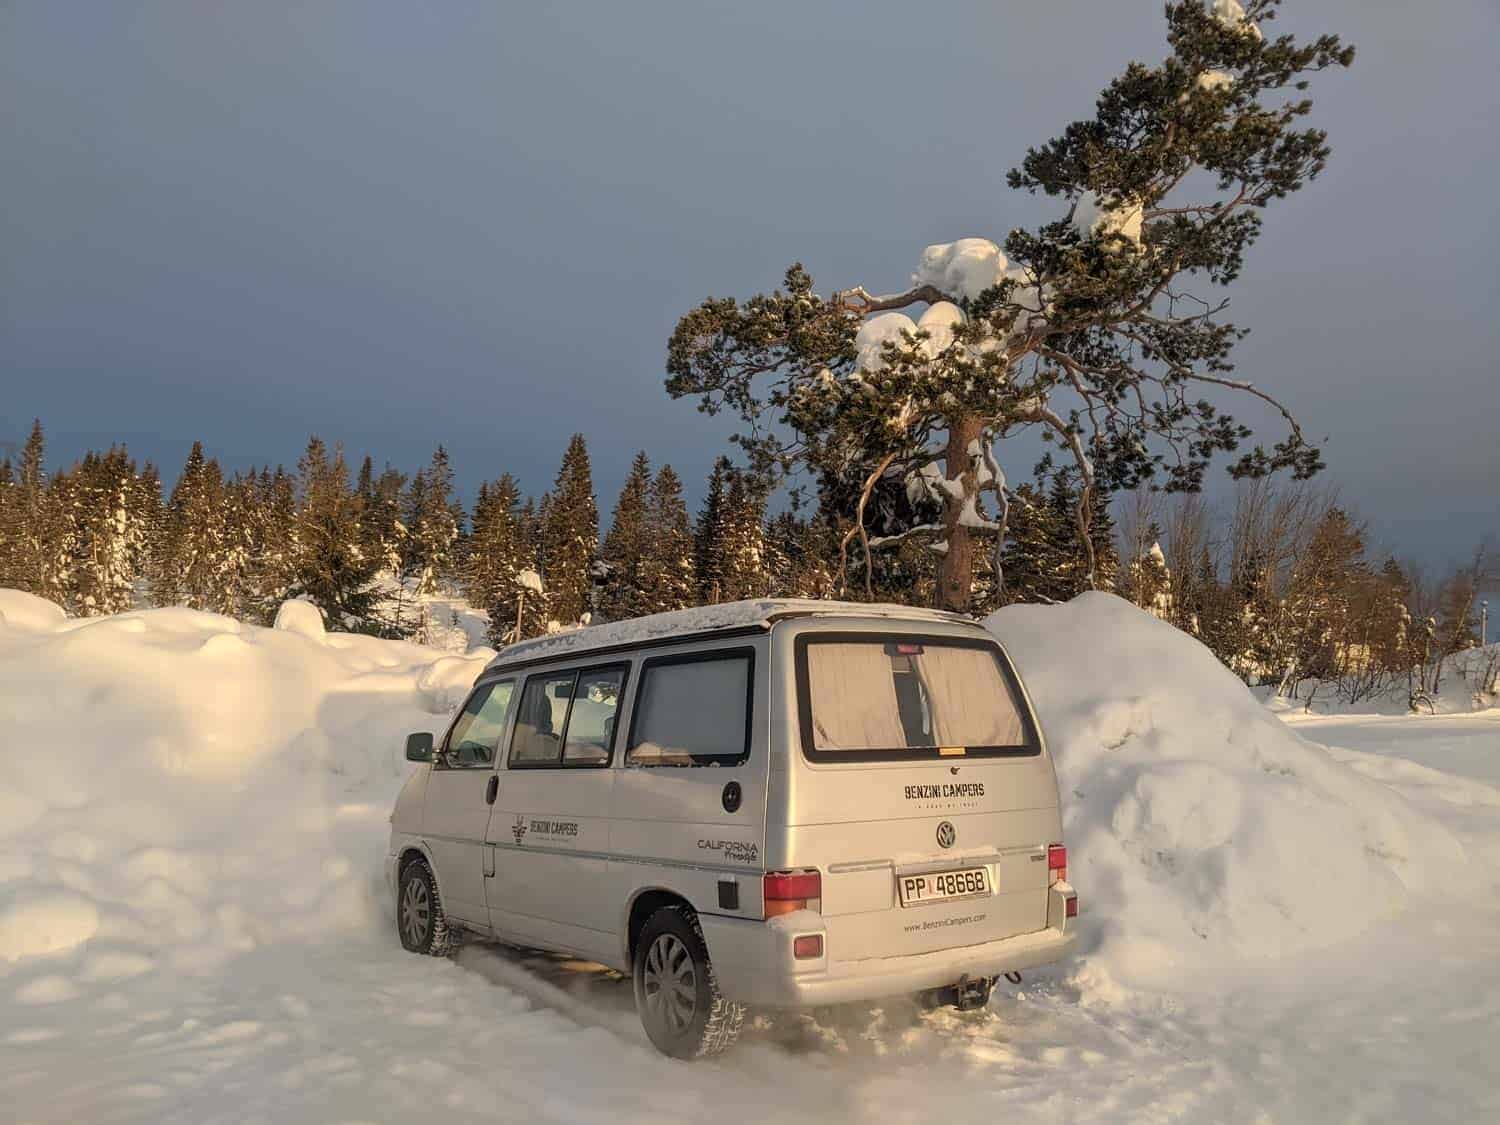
[0,420,1492,706]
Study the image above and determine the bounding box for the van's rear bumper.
[700,891,1078,1008]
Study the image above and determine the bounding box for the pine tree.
[292,436,378,626]
[403,446,461,600]
[717,471,769,601]
[765,510,837,599]
[667,4,1354,610]
[465,474,534,646]
[0,456,16,586]
[68,447,149,616]
[132,462,165,601]
[640,464,697,612]
[151,441,228,610]
[599,451,652,622]
[246,467,297,623]
[695,457,730,604]
[538,434,598,626]
[7,420,70,602]
[998,482,1068,605]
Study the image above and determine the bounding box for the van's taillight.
[1047,844,1067,886]
[764,870,820,918]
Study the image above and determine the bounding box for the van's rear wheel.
[397,859,454,957]
[632,906,743,1058]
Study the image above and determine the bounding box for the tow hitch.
[929,974,994,1012]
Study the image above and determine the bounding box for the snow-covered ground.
[2,589,1497,1124]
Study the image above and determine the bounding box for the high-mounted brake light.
[895,642,925,655]
[764,870,821,918]
[1047,844,1067,886]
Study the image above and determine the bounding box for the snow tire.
[632,905,744,1059]
[397,857,455,957]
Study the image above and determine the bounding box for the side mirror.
[405,732,435,763]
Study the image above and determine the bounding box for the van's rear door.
[775,628,1060,962]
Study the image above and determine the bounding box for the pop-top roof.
[484,598,973,670]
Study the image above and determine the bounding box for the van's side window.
[562,667,626,765]
[439,679,515,768]
[508,665,628,768]
[626,650,752,767]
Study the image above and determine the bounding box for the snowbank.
[0,588,1478,1030]
[985,593,1470,993]
[0,598,490,983]
[0,589,68,632]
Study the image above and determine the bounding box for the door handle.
[485,775,498,805]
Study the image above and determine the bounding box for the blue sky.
[2,1,1496,566]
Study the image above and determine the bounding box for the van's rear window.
[796,636,1038,761]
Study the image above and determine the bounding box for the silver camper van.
[386,599,1077,1058]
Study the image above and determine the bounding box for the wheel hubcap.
[401,875,431,946]
[642,933,697,1035]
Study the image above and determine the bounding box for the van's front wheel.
[633,906,743,1058]
[397,859,454,957]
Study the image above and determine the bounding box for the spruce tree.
[10,420,70,602]
[640,464,697,613]
[599,451,652,621]
[766,510,837,599]
[465,474,533,646]
[292,436,378,626]
[68,447,149,616]
[717,471,769,601]
[0,456,15,586]
[695,457,730,603]
[151,441,228,610]
[998,482,1067,605]
[539,434,598,626]
[247,467,297,623]
[403,446,461,599]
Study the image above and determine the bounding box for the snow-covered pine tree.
[1127,536,1174,621]
[997,482,1067,605]
[765,510,837,599]
[403,446,461,600]
[640,464,697,613]
[667,1,1353,612]
[513,495,549,638]
[151,441,228,610]
[67,447,149,616]
[538,434,598,627]
[217,471,262,619]
[466,474,534,646]
[131,462,164,606]
[352,460,406,586]
[694,458,729,604]
[243,466,297,624]
[0,456,15,586]
[599,451,652,622]
[292,436,378,627]
[5,421,70,602]
[717,470,770,602]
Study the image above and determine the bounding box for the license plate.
[898,866,990,907]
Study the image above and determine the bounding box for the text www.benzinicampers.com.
[904,913,986,934]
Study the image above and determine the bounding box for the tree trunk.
[936,415,982,614]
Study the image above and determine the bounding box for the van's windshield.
[797,636,1037,761]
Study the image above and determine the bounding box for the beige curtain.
[806,644,907,750]
[917,647,1025,747]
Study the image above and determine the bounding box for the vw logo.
[936,821,956,849]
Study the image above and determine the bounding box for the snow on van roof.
[486,598,973,669]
